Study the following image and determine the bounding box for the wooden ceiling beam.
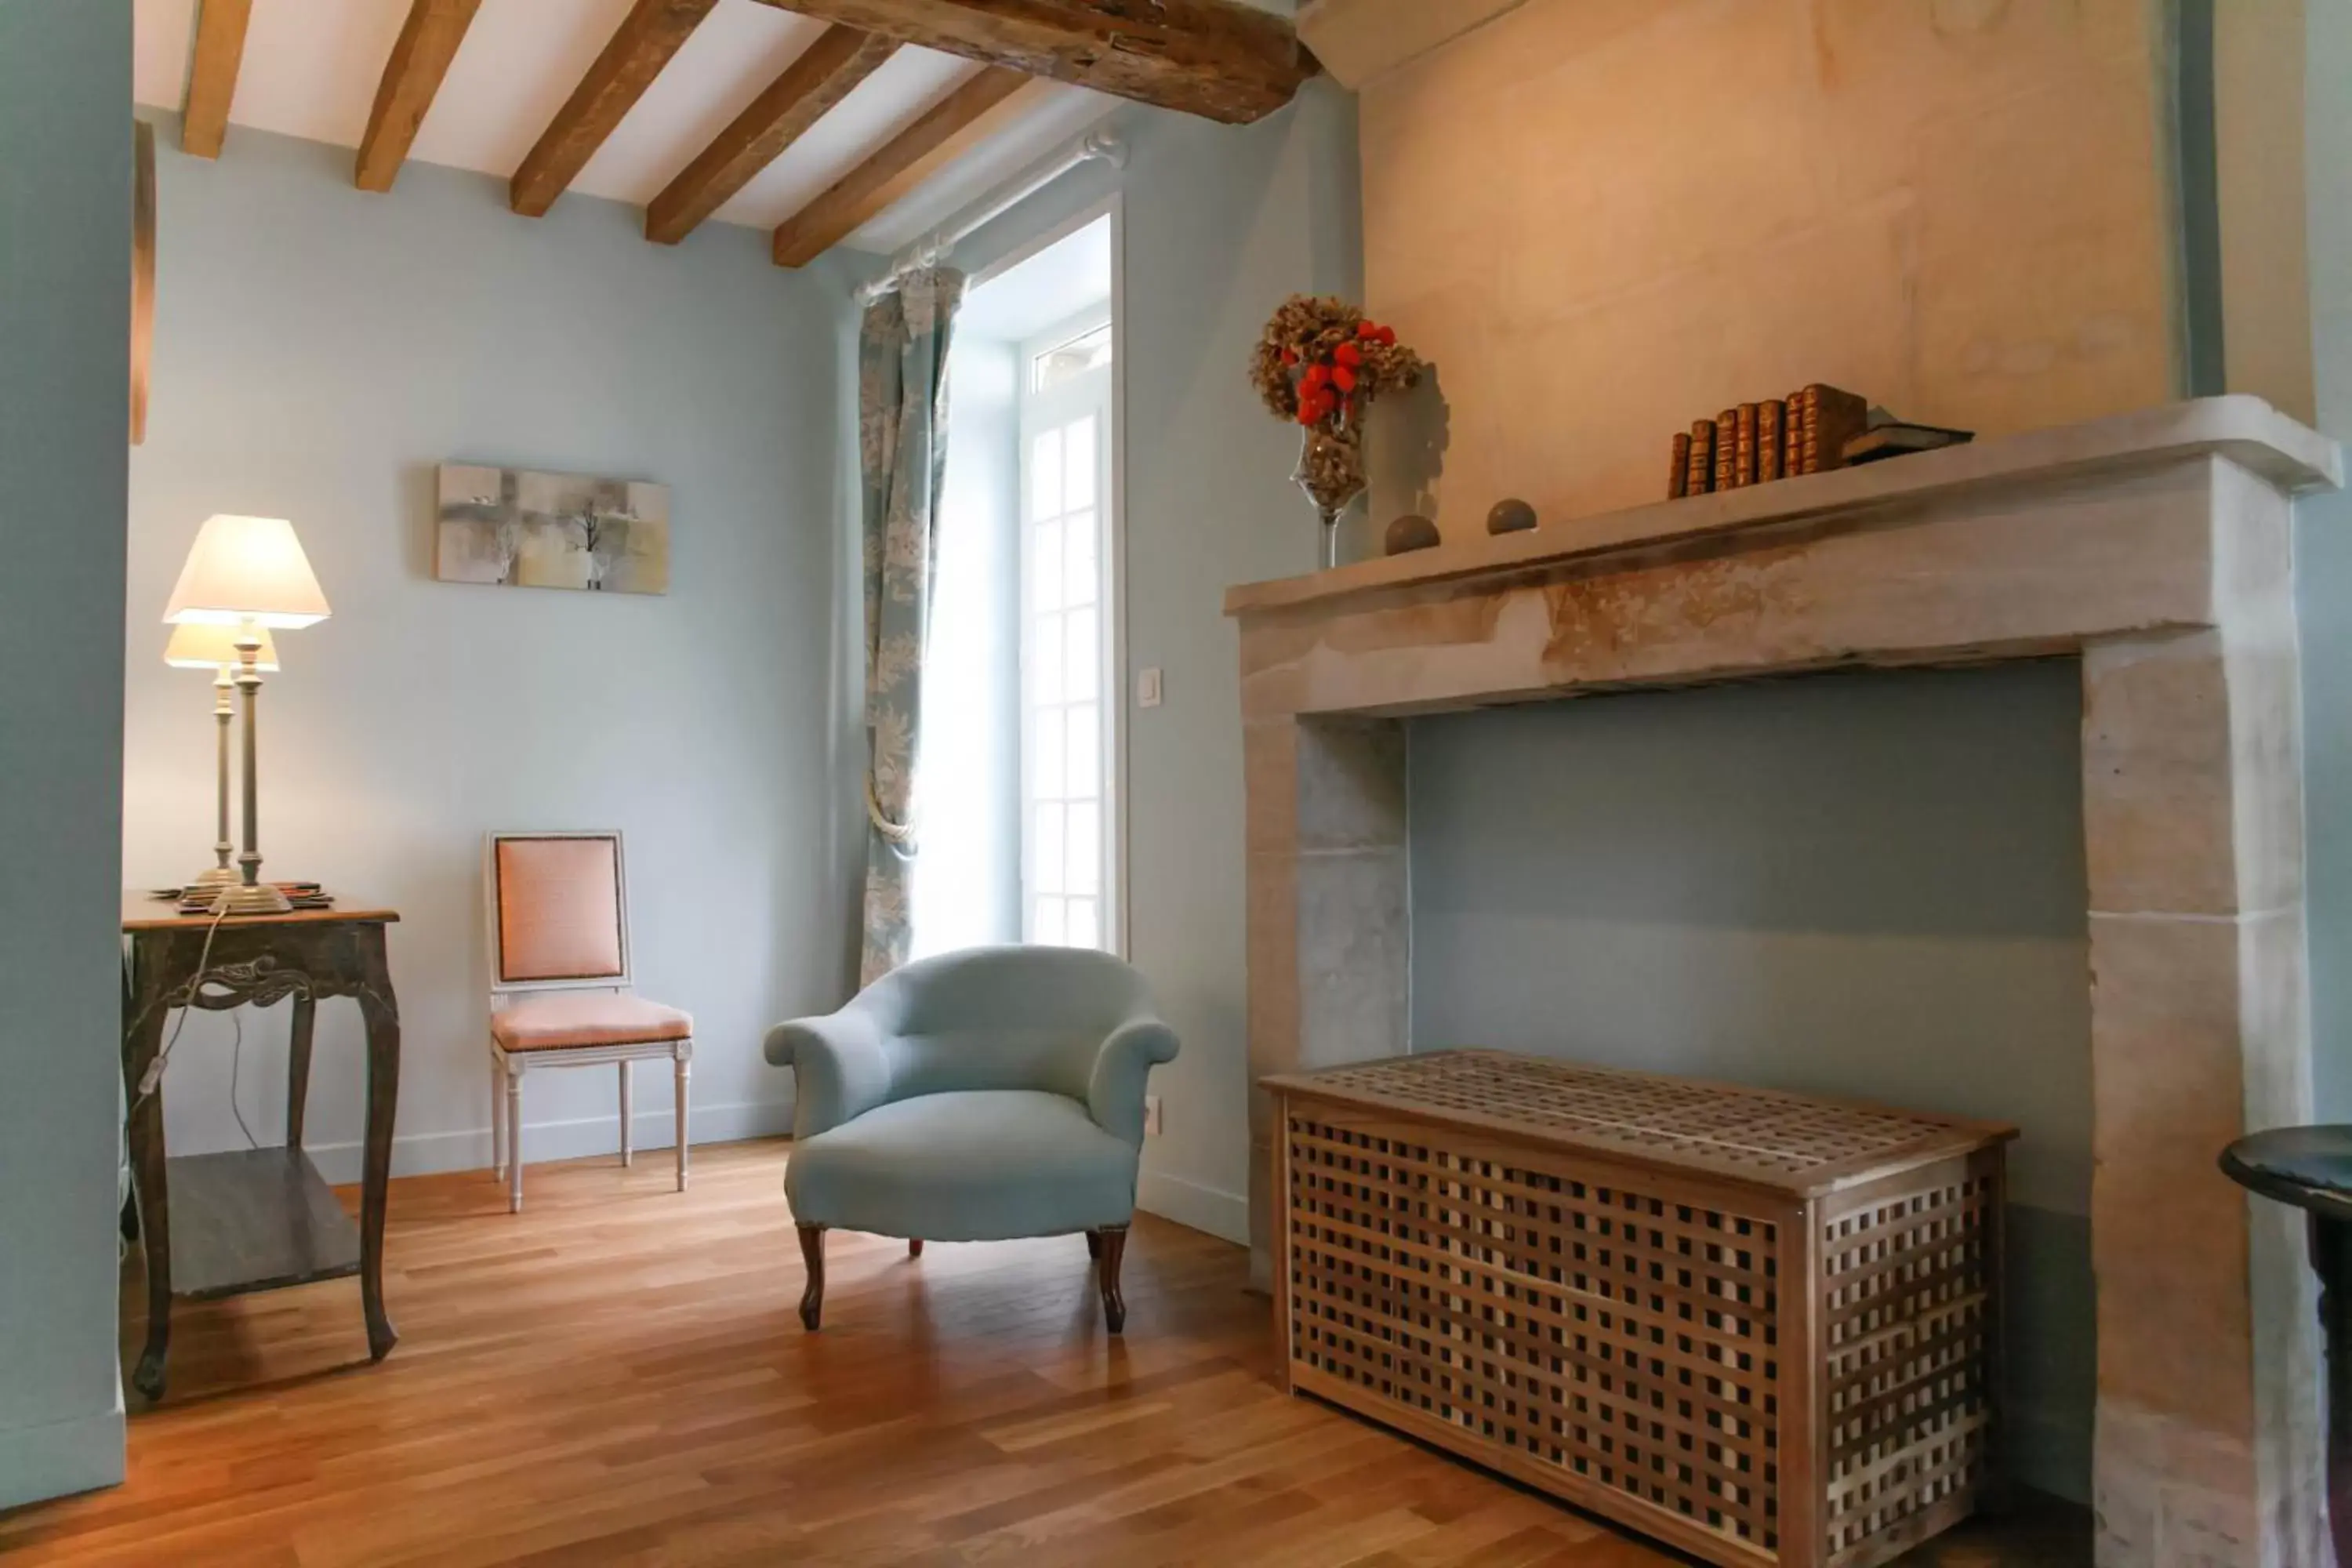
[180,0,254,158]
[771,68,1047,268]
[511,0,722,218]
[744,0,1314,125]
[356,0,485,193]
[646,26,899,245]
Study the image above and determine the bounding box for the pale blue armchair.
[763,946,1178,1333]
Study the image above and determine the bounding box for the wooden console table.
[120,895,401,1400]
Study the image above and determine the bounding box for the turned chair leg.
[797,1224,826,1330]
[908,1238,924,1258]
[1094,1225,1129,1334]
[506,1067,525,1214]
[618,1061,633,1167]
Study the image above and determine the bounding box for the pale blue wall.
[2300,0,2352,1122]
[1408,662,2095,1501]
[950,82,1363,1239]
[0,0,132,1508]
[122,118,858,1178]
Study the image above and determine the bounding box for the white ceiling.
[131,0,1121,254]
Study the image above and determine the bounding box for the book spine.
[1798,383,1871,474]
[1757,399,1784,483]
[1713,408,1737,492]
[1786,389,1808,475]
[1735,403,1759,487]
[1670,432,1692,499]
[1686,419,1715,494]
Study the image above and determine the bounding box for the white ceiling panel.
[132,0,1145,253]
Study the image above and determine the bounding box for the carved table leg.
[1095,1225,1129,1334]
[798,1224,826,1330]
[2314,1214,2352,1567]
[355,927,401,1363]
[122,948,174,1401]
[285,993,317,1149]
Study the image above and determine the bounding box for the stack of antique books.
[1670,385,1969,497]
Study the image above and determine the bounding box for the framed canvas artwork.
[434,464,670,594]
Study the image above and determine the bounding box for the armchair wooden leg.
[797,1224,826,1330]
[908,1238,924,1258]
[1086,1230,1102,1261]
[1094,1225,1128,1334]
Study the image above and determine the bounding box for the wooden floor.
[2,1140,2089,1566]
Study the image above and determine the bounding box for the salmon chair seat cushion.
[492,993,693,1052]
[763,946,1179,1243]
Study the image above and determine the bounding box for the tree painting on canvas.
[434,464,670,595]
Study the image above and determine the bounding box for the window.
[1020,306,1115,949]
[1032,322,1112,392]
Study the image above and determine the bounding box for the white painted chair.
[485,831,691,1213]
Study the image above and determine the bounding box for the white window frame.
[1016,298,1115,949]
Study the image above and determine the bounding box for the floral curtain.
[857,268,965,985]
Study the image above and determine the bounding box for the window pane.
[1034,707,1065,806]
[1065,703,1098,799]
[1030,429,1063,521]
[1064,607,1098,702]
[1066,896,1099,949]
[1062,511,1096,608]
[1030,612,1064,706]
[1034,895,1065,945]
[1064,415,1097,510]
[1033,323,1112,393]
[1032,518,1064,614]
[1034,803,1065,891]
[1069,800,1100,895]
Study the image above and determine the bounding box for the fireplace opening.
[1406,658,2094,1506]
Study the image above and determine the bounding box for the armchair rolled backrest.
[767,946,1177,1145]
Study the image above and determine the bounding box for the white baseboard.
[0,1403,124,1511]
[1138,1169,1247,1245]
[303,1100,795,1185]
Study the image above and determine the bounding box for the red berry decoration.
[1250,294,1428,522]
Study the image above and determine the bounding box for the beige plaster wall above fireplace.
[1359,0,2181,530]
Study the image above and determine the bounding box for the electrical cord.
[226,1007,258,1150]
[131,900,234,1109]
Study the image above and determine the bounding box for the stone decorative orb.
[1487,498,1538,535]
[1385,514,1441,555]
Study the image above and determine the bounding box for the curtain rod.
[855,129,1127,307]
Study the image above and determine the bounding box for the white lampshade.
[162,514,331,628]
[164,622,279,671]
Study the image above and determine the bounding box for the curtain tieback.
[866,771,917,849]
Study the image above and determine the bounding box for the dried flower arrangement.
[1251,295,1425,566]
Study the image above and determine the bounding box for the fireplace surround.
[1226,397,2342,1566]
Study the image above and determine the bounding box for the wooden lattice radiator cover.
[1266,1051,2017,1568]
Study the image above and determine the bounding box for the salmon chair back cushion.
[495,836,624,984]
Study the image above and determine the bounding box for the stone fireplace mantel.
[1226,397,2342,1566]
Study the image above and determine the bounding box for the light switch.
[1138,667,1163,708]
